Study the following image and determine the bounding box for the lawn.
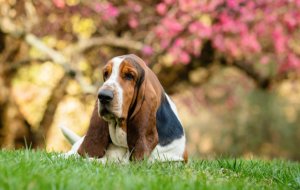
[0,150,299,190]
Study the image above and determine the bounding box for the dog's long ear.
[126,55,162,161]
[78,101,110,158]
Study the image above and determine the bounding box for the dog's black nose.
[98,89,114,104]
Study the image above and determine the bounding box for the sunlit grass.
[0,150,299,190]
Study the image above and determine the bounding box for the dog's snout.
[98,89,114,104]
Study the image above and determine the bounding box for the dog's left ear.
[125,55,161,161]
[78,102,110,158]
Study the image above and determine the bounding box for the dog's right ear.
[78,101,110,158]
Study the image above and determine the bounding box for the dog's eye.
[103,71,109,80]
[124,73,134,81]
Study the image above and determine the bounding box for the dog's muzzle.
[98,89,115,119]
[98,89,114,104]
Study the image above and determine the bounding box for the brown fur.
[118,60,138,119]
[124,54,164,161]
[183,148,188,163]
[77,102,110,158]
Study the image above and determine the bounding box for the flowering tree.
[155,0,300,65]
[152,0,300,87]
[48,0,300,88]
[0,0,299,148]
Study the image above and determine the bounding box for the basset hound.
[61,54,187,163]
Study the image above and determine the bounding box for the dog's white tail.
[59,126,81,145]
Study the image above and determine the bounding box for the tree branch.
[24,33,97,94]
[8,57,51,72]
[221,58,271,89]
[24,34,72,71]
[233,61,270,89]
[71,35,144,54]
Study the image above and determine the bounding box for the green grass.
[0,150,299,190]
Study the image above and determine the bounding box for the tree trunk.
[33,74,70,148]
[0,33,35,148]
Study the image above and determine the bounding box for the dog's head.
[98,54,147,121]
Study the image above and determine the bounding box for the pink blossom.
[164,0,175,5]
[180,14,192,23]
[287,53,300,68]
[226,0,238,9]
[179,51,191,64]
[155,26,164,37]
[192,39,202,56]
[280,53,300,72]
[127,1,142,12]
[94,3,102,13]
[185,39,202,56]
[94,3,119,20]
[188,22,200,33]
[189,22,212,38]
[272,26,287,54]
[284,13,297,30]
[226,40,240,57]
[156,3,167,15]
[200,26,212,38]
[160,40,169,49]
[129,17,139,28]
[241,34,261,53]
[260,56,270,65]
[179,0,199,12]
[106,4,119,18]
[213,34,225,51]
[218,13,238,33]
[265,14,276,23]
[174,38,185,47]
[142,46,154,56]
[162,17,183,35]
[240,7,255,22]
[52,0,65,8]
[254,22,267,36]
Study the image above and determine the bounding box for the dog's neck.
[107,118,128,148]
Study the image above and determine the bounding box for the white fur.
[165,94,182,124]
[100,57,124,117]
[89,144,130,164]
[59,125,81,145]
[64,136,85,157]
[149,135,186,162]
[108,121,128,148]
[63,140,129,164]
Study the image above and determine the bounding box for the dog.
[61,54,187,163]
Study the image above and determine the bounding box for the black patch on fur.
[156,94,183,146]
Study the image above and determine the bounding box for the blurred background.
[0,0,300,160]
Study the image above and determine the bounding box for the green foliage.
[222,89,300,159]
[0,150,299,190]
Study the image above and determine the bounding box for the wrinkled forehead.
[103,57,123,70]
[103,55,145,71]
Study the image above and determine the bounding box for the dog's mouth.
[98,102,120,121]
